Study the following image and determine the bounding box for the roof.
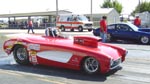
[0,10,72,18]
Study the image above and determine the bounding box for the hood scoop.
[74,36,102,48]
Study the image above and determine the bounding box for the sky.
[0,0,149,15]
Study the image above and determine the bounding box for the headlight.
[110,58,122,70]
[123,50,128,57]
[110,59,114,67]
[125,50,128,56]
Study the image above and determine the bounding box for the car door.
[71,16,78,29]
[112,24,137,41]
[66,16,73,29]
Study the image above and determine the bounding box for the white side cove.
[37,51,73,63]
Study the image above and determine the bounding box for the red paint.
[3,34,127,74]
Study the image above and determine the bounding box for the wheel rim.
[78,27,83,32]
[84,57,99,73]
[141,36,149,44]
[16,48,28,61]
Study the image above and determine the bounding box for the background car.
[56,14,93,32]
[3,33,127,75]
[93,23,150,44]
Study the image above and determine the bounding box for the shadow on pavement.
[0,64,122,82]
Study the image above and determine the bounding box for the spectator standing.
[134,16,141,28]
[100,16,107,43]
[27,18,34,34]
[24,21,28,28]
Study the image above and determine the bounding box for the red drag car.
[3,33,127,74]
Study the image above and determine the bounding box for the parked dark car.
[93,23,150,44]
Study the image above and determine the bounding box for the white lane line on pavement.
[120,75,150,83]
[0,68,46,78]
[37,78,66,84]
[0,69,23,77]
[123,64,150,74]
[109,73,150,83]
[0,69,67,84]
[109,63,150,83]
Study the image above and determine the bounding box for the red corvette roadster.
[3,33,127,74]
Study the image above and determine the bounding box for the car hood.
[80,21,93,24]
[98,44,121,60]
[138,28,150,32]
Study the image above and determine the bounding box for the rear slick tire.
[13,45,29,65]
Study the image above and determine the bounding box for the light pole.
[56,0,59,17]
[139,0,140,13]
[90,0,93,21]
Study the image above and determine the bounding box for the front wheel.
[70,28,74,32]
[60,26,65,31]
[78,26,83,32]
[13,45,29,65]
[88,29,92,32]
[140,36,149,44]
[82,57,100,74]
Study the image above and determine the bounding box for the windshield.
[77,15,89,21]
[127,23,139,31]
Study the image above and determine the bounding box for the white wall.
[107,9,120,24]
[84,9,120,27]
[138,12,150,27]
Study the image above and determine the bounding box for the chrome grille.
[84,24,92,27]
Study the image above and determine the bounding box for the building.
[84,8,120,27]
[0,8,120,28]
[136,11,150,27]
[0,10,72,29]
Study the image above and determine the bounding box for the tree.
[101,0,113,8]
[132,1,150,15]
[101,0,123,14]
